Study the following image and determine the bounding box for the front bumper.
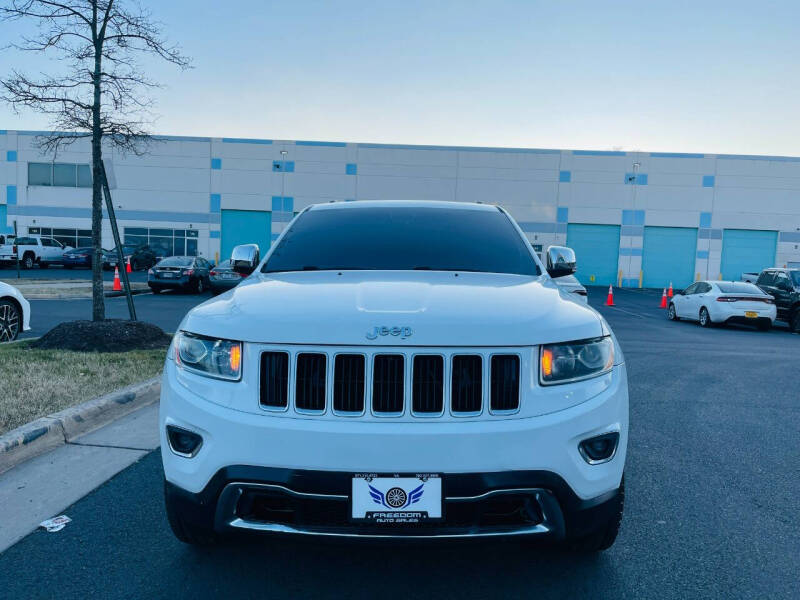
[160,355,628,538]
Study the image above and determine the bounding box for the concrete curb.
[0,376,161,475]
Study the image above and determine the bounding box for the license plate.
[108,261,117,266]
[162,272,175,278]
[745,311,758,318]
[222,273,237,279]
[351,474,442,523]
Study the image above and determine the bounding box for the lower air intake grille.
[296,353,326,411]
[260,352,289,408]
[451,355,482,413]
[413,355,444,414]
[333,354,365,413]
[372,355,404,413]
[491,355,520,411]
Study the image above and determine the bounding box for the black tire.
[790,310,800,333]
[757,321,771,331]
[64,264,73,269]
[667,303,679,321]
[131,259,140,271]
[195,277,205,294]
[699,307,712,328]
[0,299,21,342]
[164,481,217,546]
[567,477,624,553]
[21,254,34,270]
[38,261,49,269]
[149,286,161,294]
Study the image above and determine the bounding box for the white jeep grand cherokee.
[161,200,628,551]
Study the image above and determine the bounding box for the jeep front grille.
[258,347,523,419]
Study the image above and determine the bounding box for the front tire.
[0,299,21,342]
[699,307,712,328]
[567,477,624,553]
[195,277,205,294]
[667,303,679,321]
[790,310,800,333]
[164,481,217,546]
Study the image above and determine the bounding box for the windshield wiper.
[413,266,483,272]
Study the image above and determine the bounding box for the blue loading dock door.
[566,224,621,286]
[220,209,272,263]
[720,229,777,281]
[642,226,697,289]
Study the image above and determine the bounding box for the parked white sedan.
[668,280,776,330]
[0,281,31,342]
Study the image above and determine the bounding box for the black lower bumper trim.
[164,465,622,540]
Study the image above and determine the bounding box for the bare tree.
[0,0,190,320]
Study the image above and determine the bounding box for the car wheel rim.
[0,304,20,342]
[669,306,675,319]
[700,311,707,325]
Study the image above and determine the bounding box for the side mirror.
[546,245,577,278]
[231,244,260,275]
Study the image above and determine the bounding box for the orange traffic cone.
[605,285,615,306]
[659,288,667,308]
[668,282,673,298]
[126,256,132,273]
[113,266,122,291]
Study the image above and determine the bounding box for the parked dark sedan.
[148,256,212,294]
[103,244,157,271]
[208,260,244,294]
[63,247,102,269]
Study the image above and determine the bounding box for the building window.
[28,226,92,248]
[27,162,92,188]
[123,227,199,258]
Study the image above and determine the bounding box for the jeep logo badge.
[366,326,413,340]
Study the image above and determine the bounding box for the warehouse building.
[2,129,800,287]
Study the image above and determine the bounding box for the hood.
[180,271,604,347]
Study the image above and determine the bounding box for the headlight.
[540,336,614,385]
[175,331,242,381]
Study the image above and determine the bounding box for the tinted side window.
[684,283,699,295]
[699,282,712,293]
[757,272,774,286]
[41,238,53,247]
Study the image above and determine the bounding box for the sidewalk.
[0,278,150,299]
[0,402,160,552]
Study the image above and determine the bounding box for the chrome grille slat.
[412,355,444,414]
[334,354,365,413]
[451,355,482,413]
[296,353,326,411]
[490,355,520,412]
[260,351,289,408]
[372,355,404,413]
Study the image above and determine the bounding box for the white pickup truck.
[0,235,72,269]
[740,272,761,283]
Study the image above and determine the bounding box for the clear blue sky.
[2,0,799,155]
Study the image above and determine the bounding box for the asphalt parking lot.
[1,287,798,599]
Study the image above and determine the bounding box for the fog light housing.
[578,432,619,464]
[166,425,203,458]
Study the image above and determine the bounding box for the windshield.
[158,256,193,267]
[791,271,800,286]
[716,282,764,294]
[262,206,539,276]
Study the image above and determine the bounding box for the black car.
[148,256,212,294]
[208,259,244,294]
[103,244,157,271]
[62,247,99,269]
[756,268,800,331]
